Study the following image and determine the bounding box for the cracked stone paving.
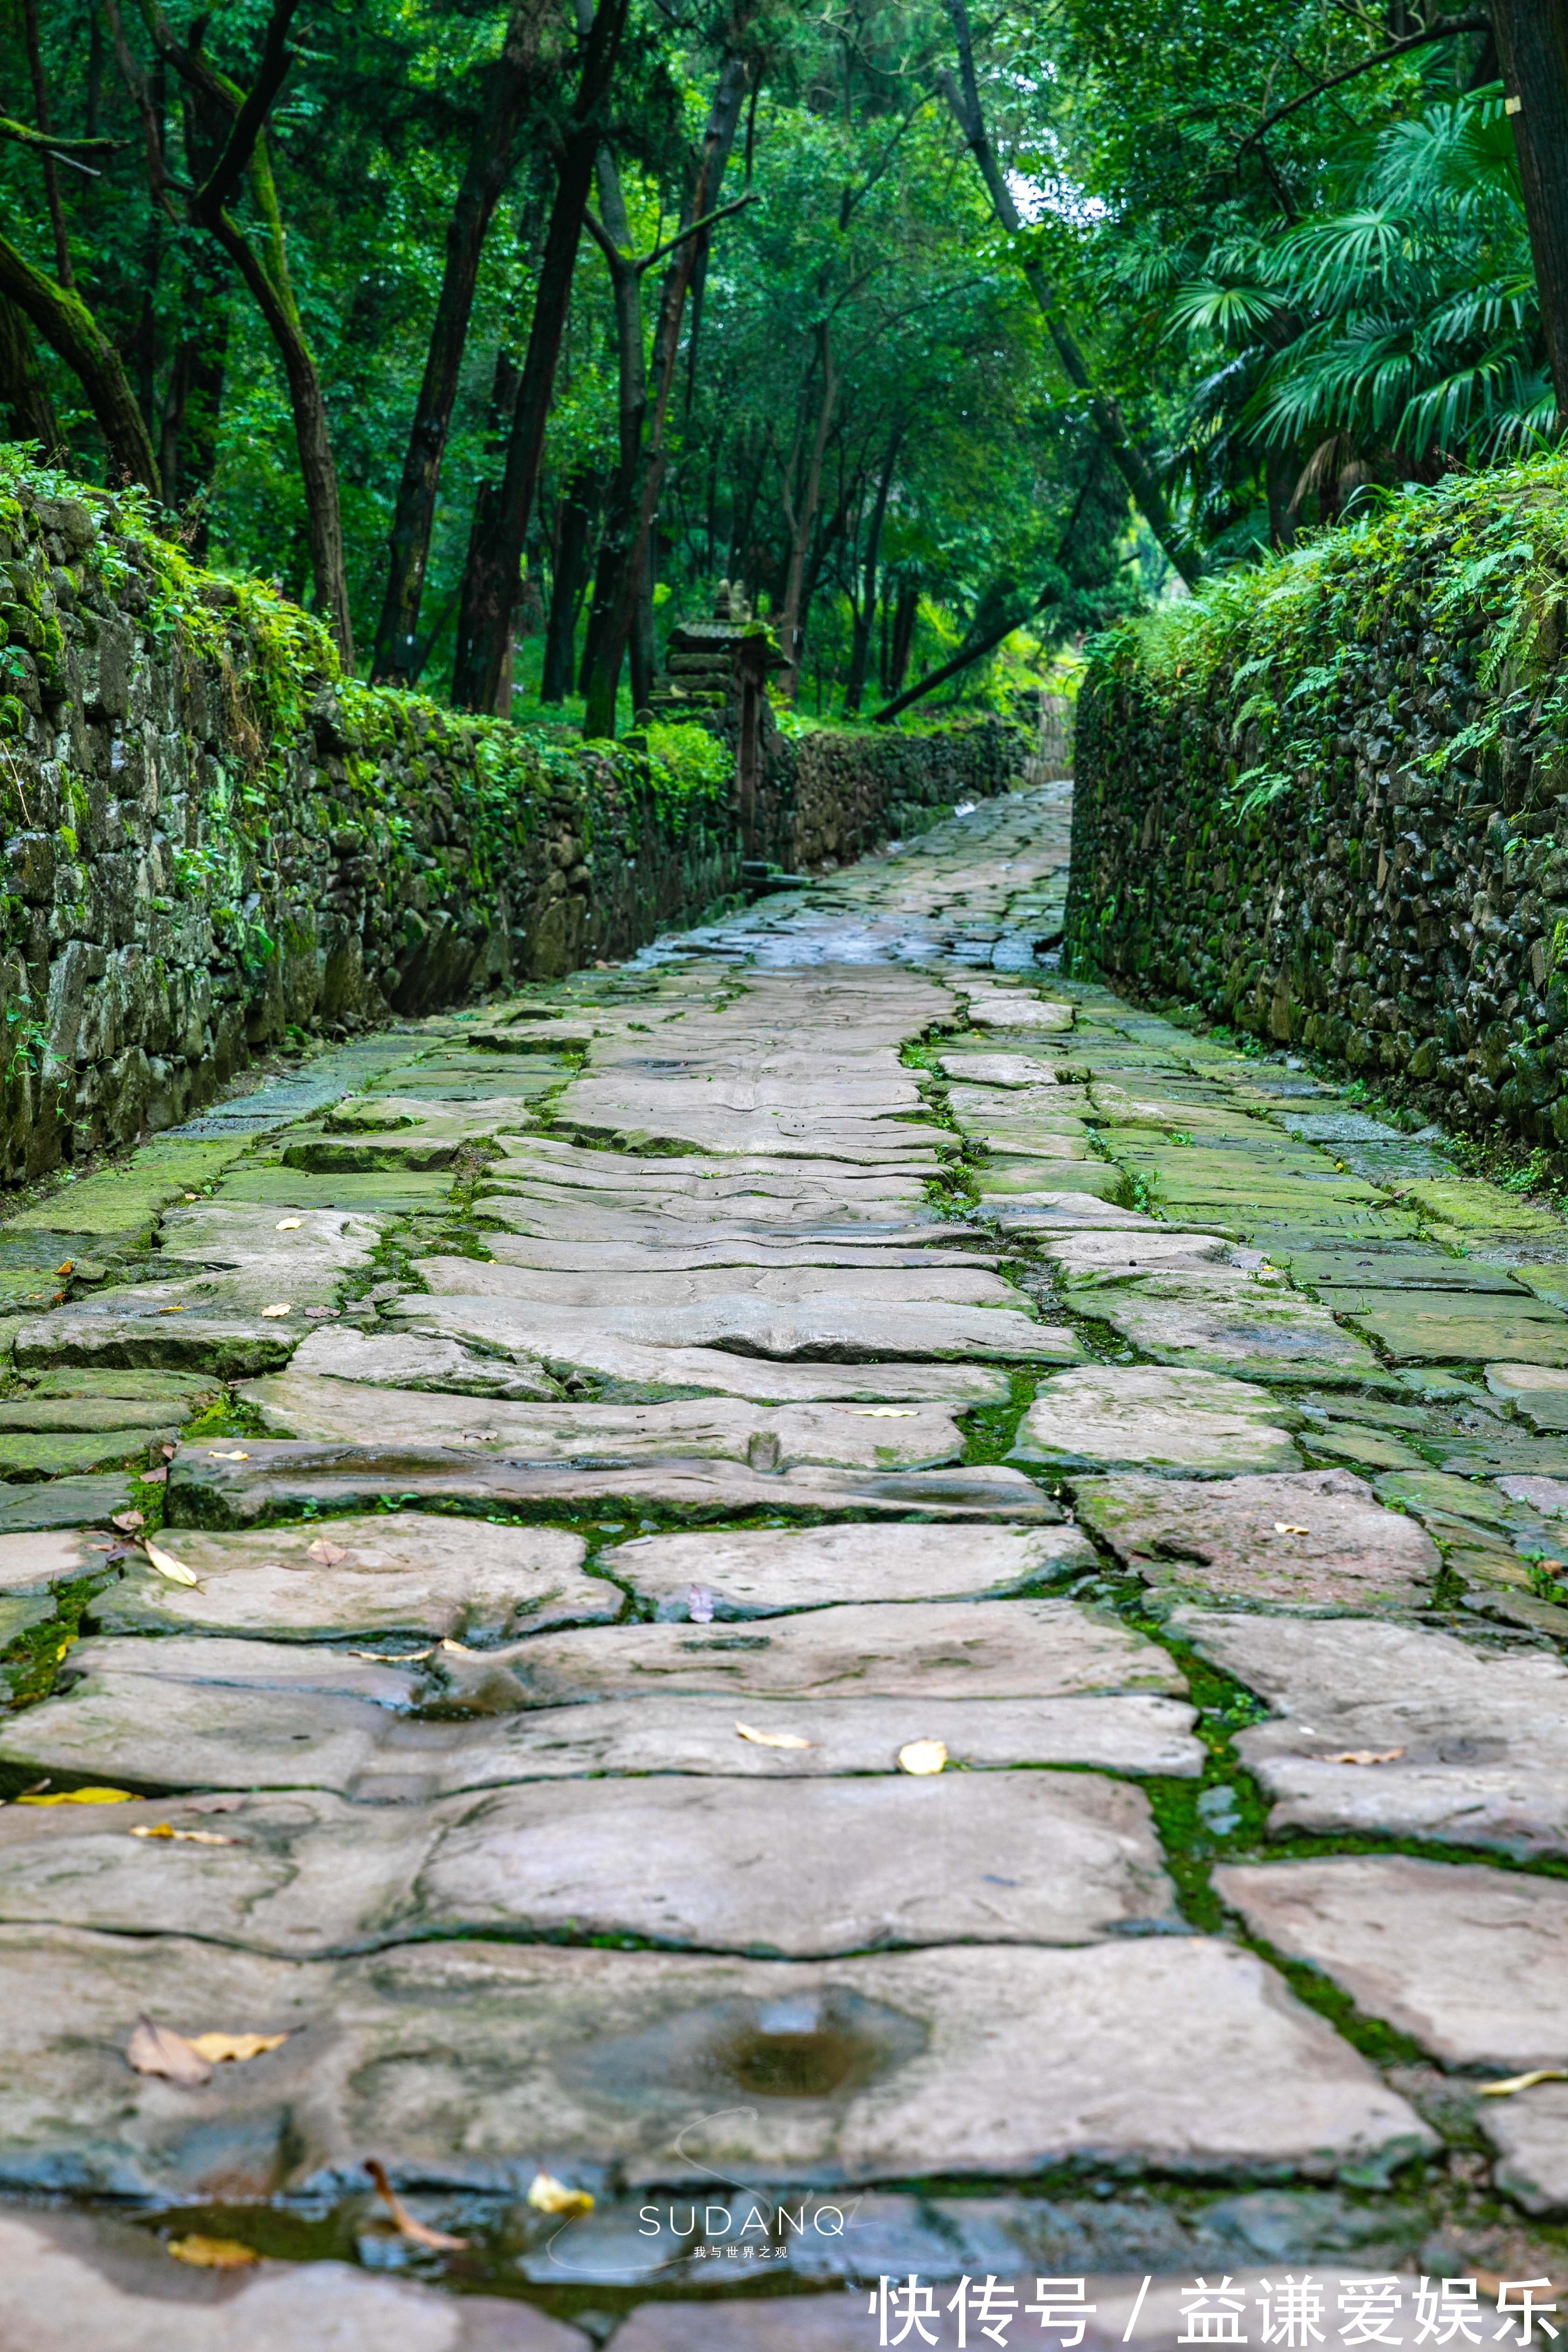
[5,780,1568,2347]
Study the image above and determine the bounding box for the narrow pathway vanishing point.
[3,781,1568,2347]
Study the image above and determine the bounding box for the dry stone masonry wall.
[1066,459,1568,1159]
[0,461,1021,1186]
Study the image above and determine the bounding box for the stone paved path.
[5,782,1568,2346]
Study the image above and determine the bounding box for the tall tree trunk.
[450,0,630,713]
[541,466,598,700]
[888,576,919,698]
[580,35,755,738]
[452,345,523,693]
[0,236,158,489]
[22,0,75,288]
[775,326,838,700]
[940,0,1201,587]
[0,294,63,452]
[844,425,900,714]
[370,0,560,683]
[1494,0,1568,429]
[574,145,649,707]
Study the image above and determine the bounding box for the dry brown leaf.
[142,1540,199,1589]
[127,2016,212,2085]
[166,2235,259,2270]
[897,1738,948,1776]
[131,1825,236,1846]
[140,1467,168,1485]
[307,1537,348,1566]
[260,1303,292,1318]
[161,1443,177,1458]
[207,1450,250,1462]
[365,2157,468,2250]
[17,1785,133,1806]
[275,1218,304,1231]
[735,1720,813,1750]
[111,1509,145,1533]
[527,2170,595,2217]
[1272,1522,1311,1535]
[188,2030,288,2064]
[1479,2068,1568,2098]
[1326,1748,1405,1765]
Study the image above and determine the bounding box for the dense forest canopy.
[0,0,1563,736]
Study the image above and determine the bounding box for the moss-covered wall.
[1066,458,1568,1153]
[765,715,1027,868]
[0,462,747,1183]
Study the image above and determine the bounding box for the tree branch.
[194,0,303,220]
[636,190,753,276]
[0,118,122,170]
[1239,15,1491,153]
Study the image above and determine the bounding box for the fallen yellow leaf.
[1479,2068,1568,2098]
[166,2235,259,2270]
[260,1302,293,1318]
[127,2016,212,2084]
[307,1537,348,1566]
[898,1738,948,1776]
[366,2157,468,2250]
[1326,1748,1405,1765]
[851,1407,918,1418]
[527,2170,595,2217]
[735,1719,813,1750]
[207,1450,250,1461]
[143,1539,199,1588]
[275,1218,304,1231]
[188,2030,288,2064]
[157,1304,186,1314]
[131,1825,236,1846]
[1272,1522,1310,1535]
[17,1785,133,1806]
[54,1260,72,1276]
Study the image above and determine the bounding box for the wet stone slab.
[1172,1606,1568,1856]
[166,1443,1048,1527]
[0,1676,1204,1798]
[1342,1291,1568,1365]
[1010,1367,1301,1477]
[419,1596,1183,1712]
[1215,1854,1568,2069]
[1075,1468,1438,1608]
[0,1772,1178,1957]
[1061,1274,1380,1384]
[0,1929,1430,2196]
[84,1514,612,1643]
[603,1521,1096,1617]
[287,1325,567,1400]
[0,2209,587,2352]
[234,1378,969,1472]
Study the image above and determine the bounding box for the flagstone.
[0,2209,586,2352]
[1215,1855,1568,2069]
[1484,1362,1568,1428]
[166,1441,1048,1527]
[84,1514,610,1643]
[1075,1468,1437,1607]
[1063,1272,1380,1383]
[0,1773,1177,1957]
[603,1521,1094,1616]
[13,1307,298,1380]
[1172,1605,1568,1856]
[1337,1290,1568,1365]
[935,1052,1066,1085]
[444,1259,1023,1308]
[0,1476,133,1533]
[388,1295,1032,1393]
[1011,1367,1301,1477]
[0,1673,1204,1797]
[286,1325,566,1399]
[422,1596,1185,1711]
[234,1377,968,1471]
[0,1428,172,1480]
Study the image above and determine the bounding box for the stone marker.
[1075,1468,1437,1607]
[0,1927,1429,2196]
[1172,1606,1568,1856]
[0,1774,1178,1955]
[0,1678,1203,1798]
[1215,1854,1568,2068]
[1011,1367,1300,1477]
[425,1597,1188,1712]
[0,2209,588,2351]
[85,1514,611,1643]
[603,1521,1096,1617]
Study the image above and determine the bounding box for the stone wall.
[1064,459,1568,1155]
[0,459,1027,1186]
[0,471,742,1184]
[758,714,1027,868]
